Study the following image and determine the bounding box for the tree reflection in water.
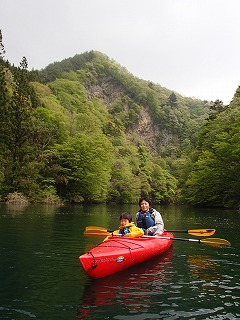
[187,254,219,294]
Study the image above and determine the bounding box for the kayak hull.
[79,232,173,279]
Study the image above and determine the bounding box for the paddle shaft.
[143,235,230,247]
[160,236,200,243]
[141,235,198,242]
[167,230,212,233]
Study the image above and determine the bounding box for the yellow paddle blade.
[85,226,108,232]
[200,238,231,248]
[188,229,216,236]
[84,230,113,237]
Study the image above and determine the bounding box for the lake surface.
[0,203,239,320]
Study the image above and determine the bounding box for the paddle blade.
[85,226,108,232]
[84,230,110,237]
[85,226,115,234]
[188,229,216,237]
[200,238,231,248]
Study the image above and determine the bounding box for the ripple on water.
[0,306,36,319]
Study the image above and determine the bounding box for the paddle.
[85,226,216,237]
[167,229,216,236]
[83,230,231,248]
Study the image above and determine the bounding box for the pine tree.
[0,53,36,193]
[0,29,8,142]
[208,99,227,120]
[0,29,6,60]
[168,92,178,108]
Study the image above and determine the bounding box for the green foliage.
[38,51,97,83]
[182,106,240,208]
[0,64,35,191]
[208,99,228,120]
[109,157,141,203]
[109,97,141,130]
[46,133,114,203]
[33,106,68,148]
[49,79,87,111]
[151,159,177,204]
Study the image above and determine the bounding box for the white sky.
[1,0,240,104]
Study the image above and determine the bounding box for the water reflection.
[4,203,29,214]
[77,248,173,318]
[188,255,218,282]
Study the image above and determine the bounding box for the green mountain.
[36,51,210,154]
[1,50,240,207]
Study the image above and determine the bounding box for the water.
[0,203,239,320]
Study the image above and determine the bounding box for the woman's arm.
[147,209,164,235]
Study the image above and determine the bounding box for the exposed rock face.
[135,110,159,149]
[86,82,126,105]
[85,78,177,154]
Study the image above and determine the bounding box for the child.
[104,212,144,241]
[117,212,144,237]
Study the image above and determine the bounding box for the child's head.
[119,212,132,226]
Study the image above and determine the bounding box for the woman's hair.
[138,196,152,207]
[119,212,132,222]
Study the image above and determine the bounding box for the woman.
[136,196,164,236]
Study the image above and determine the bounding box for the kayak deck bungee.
[79,231,173,279]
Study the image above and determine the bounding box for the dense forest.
[0,30,240,208]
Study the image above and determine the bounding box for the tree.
[0,29,6,59]
[168,92,177,108]
[0,29,7,115]
[47,133,114,202]
[208,99,227,120]
[0,56,37,194]
[20,56,28,70]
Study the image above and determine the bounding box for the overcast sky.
[1,0,240,104]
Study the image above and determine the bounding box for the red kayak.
[79,232,173,279]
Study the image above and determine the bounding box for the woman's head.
[139,196,152,213]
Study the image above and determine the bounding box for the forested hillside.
[1,32,239,207]
[182,92,240,208]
